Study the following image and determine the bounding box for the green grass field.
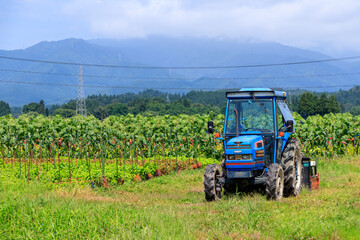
[1,156,360,239]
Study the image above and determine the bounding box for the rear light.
[255,140,263,148]
[255,150,264,158]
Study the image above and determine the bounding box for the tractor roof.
[226,88,287,98]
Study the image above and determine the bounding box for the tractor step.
[301,157,319,190]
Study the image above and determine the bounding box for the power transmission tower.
[76,66,87,116]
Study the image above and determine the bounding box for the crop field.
[0,113,359,185]
[0,114,224,185]
[0,113,360,239]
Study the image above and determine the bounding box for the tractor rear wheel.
[204,164,222,201]
[265,163,284,200]
[281,139,302,197]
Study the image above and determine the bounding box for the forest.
[3,86,360,119]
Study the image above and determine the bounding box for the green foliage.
[0,112,359,185]
[53,108,76,118]
[350,106,360,116]
[49,90,223,119]
[0,112,359,163]
[297,92,340,118]
[106,102,129,116]
[0,100,11,116]
[294,112,360,156]
[0,114,225,166]
[12,86,360,119]
[4,156,219,185]
[1,156,360,239]
[334,85,360,112]
[22,100,48,115]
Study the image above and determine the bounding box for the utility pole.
[76,66,87,116]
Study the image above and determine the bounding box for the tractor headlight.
[241,154,252,160]
[227,154,252,160]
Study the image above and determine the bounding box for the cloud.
[61,0,360,53]
[1,0,360,54]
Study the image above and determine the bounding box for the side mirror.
[207,121,214,134]
[286,120,294,132]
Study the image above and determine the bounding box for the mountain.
[91,37,359,89]
[0,38,178,105]
[0,37,359,106]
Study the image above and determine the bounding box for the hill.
[91,36,359,89]
[0,37,359,105]
[0,38,175,105]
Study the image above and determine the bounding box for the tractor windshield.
[225,98,275,134]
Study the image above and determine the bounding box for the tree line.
[2,86,359,119]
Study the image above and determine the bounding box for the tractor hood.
[227,135,262,146]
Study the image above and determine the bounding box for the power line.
[0,79,220,90]
[0,68,184,80]
[0,78,357,91]
[284,85,357,89]
[1,67,360,81]
[0,55,360,69]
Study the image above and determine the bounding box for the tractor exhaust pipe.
[234,108,239,137]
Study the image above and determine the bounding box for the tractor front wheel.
[265,163,284,200]
[204,164,222,201]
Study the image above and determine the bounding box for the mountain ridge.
[0,37,358,105]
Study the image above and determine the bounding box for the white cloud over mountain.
[1,0,360,55]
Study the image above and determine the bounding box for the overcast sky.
[1,0,360,55]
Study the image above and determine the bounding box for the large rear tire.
[265,163,284,200]
[204,164,222,201]
[281,139,302,197]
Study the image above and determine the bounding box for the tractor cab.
[208,88,295,179]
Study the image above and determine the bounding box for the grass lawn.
[1,156,360,239]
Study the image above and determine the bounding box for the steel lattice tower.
[76,66,87,116]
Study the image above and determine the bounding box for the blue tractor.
[204,88,303,201]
